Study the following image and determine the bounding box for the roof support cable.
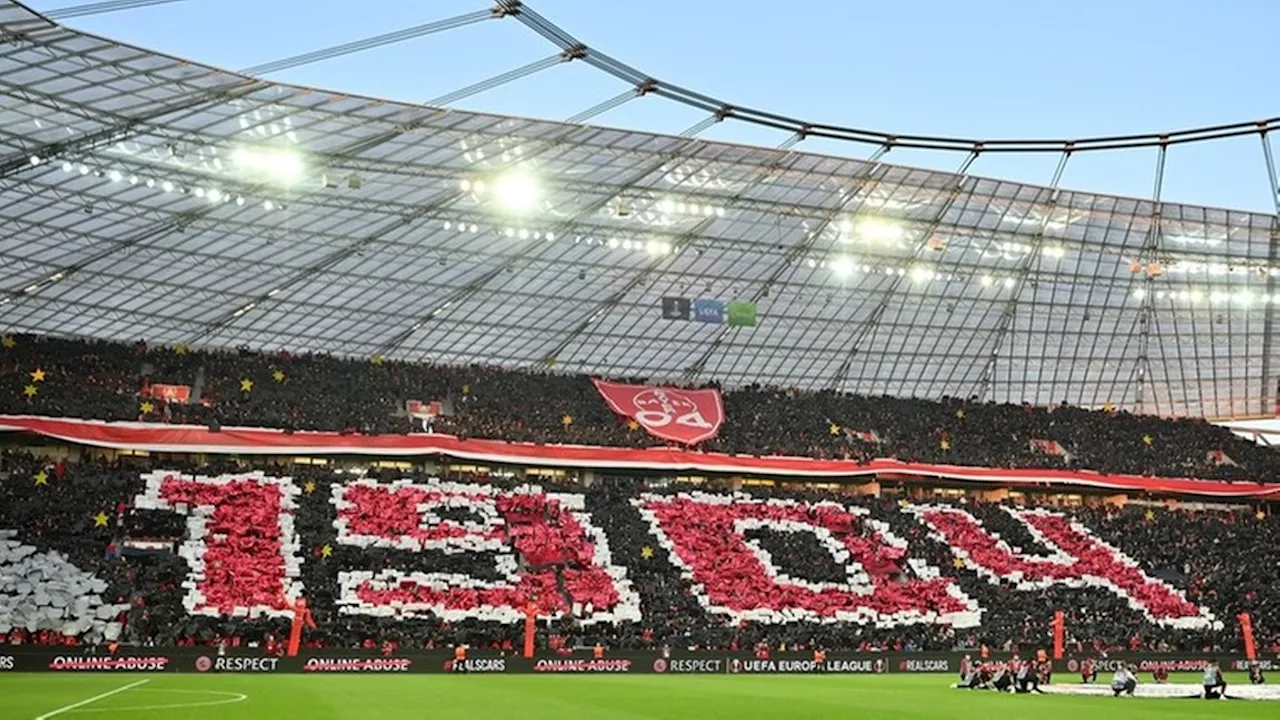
[424,49,579,108]
[240,8,496,76]
[43,0,183,20]
[563,82,652,125]
[1124,143,1169,415]
[510,3,1280,154]
[1258,130,1280,417]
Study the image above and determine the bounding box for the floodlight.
[232,146,304,185]
[909,266,934,282]
[830,256,855,278]
[493,170,539,214]
[646,240,671,255]
[857,218,904,243]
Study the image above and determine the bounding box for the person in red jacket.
[1081,658,1097,683]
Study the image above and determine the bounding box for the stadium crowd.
[1,333,1276,483]
[1,451,1277,656]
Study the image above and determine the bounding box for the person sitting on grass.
[956,660,986,690]
[990,661,1014,693]
[1203,660,1228,699]
[1014,657,1041,694]
[1248,662,1265,685]
[1111,663,1137,698]
[1080,657,1098,684]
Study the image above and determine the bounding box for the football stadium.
[1,0,1279,717]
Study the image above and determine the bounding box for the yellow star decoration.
[1142,434,1154,446]
[304,480,317,495]
[955,409,965,419]
[370,355,385,366]
[640,546,655,559]
[828,423,841,436]
[952,557,966,569]
[1257,511,1267,521]
[626,419,640,431]
[173,343,188,355]
[1144,509,1156,522]
[22,384,38,398]
[320,543,333,559]
[898,499,910,509]
[30,368,46,382]
[1102,402,1115,413]
[561,414,574,427]
[1,335,15,349]
[940,439,952,451]
[272,369,286,383]
[239,378,254,392]
[92,511,110,528]
[461,384,471,395]
[139,400,155,414]
[33,470,48,486]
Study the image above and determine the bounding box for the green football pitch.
[0,673,1269,720]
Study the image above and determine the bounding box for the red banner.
[591,379,723,445]
[1,416,1279,499]
[146,384,192,404]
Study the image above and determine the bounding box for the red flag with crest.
[591,378,724,445]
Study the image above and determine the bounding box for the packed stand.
[1,333,1278,483]
[1,453,1278,656]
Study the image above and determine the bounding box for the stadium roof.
[0,1,1278,420]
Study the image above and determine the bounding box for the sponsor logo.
[195,656,214,672]
[533,659,632,673]
[898,659,951,673]
[304,657,413,673]
[0,656,14,671]
[212,657,281,672]
[1072,657,1211,673]
[49,656,170,672]
[1233,660,1274,671]
[443,658,505,673]
[653,658,723,674]
[729,658,885,674]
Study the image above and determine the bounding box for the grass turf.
[0,673,1269,719]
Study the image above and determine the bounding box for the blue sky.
[33,0,1280,213]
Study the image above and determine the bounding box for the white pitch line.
[34,678,151,720]
[66,689,250,714]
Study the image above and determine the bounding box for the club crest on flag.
[592,378,724,445]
